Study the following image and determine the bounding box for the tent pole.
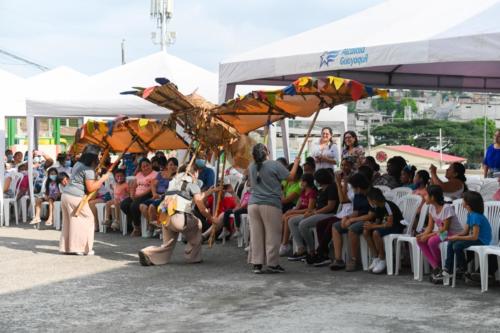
[27,116,36,222]
[0,117,5,225]
[297,109,321,159]
[208,150,226,248]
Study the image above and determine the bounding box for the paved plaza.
[1,225,500,333]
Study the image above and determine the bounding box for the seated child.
[443,191,492,279]
[279,173,317,256]
[105,169,129,231]
[363,188,405,274]
[31,167,61,226]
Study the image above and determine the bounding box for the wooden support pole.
[297,109,321,159]
[208,151,227,248]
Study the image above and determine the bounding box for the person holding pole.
[248,143,300,274]
[138,164,214,266]
[59,145,111,255]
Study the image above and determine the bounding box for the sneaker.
[372,259,386,274]
[253,264,263,274]
[85,250,95,256]
[430,267,442,280]
[279,244,291,257]
[232,230,242,239]
[432,271,445,284]
[244,246,250,252]
[218,228,231,240]
[329,259,346,271]
[305,254,319,265]
[267,265,285,273]
[111,222,120,230]
[313,255,332,267]
[368,258,380,271]
[345,259,361,272]
[287,253,306,262]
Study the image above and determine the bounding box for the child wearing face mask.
[105,169,130,231]
[31,167,61,226]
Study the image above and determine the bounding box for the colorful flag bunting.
[350,81,364,101]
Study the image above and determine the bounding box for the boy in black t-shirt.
[330,173,371,272]
[363,188,405,274]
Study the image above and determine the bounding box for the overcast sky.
[0,0,385,77]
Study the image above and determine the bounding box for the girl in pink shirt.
[105,169,129,231]
[120,158,158,237]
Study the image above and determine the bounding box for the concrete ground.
[1,225,500,333]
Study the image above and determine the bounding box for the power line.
[0,48,49,71]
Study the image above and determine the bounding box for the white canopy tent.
[0,69,26,224]
[220,0,500,99]
[219,0,500,160]
[22,52,217,223]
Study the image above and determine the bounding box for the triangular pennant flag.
[139,118,149,128]
[297,77,310,87]
[283,84,296,96]
[142,86,155,99]
[257,91,267,101]
[265,92,276,106]
[317,79,326,92]
[332,77,344,90]
[350,81,364,101]
[98,122,107,134]
[106,121,114,136]
[365,86,374,97]
[87,121,95,134]
[377,89,389,100]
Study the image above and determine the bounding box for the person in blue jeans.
[443,191,492,277]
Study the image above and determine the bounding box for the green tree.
[371,96,397,115]
[347,102,356,113]
[371,118,496,163]
[394,98,418,119]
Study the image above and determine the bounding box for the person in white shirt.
[310,127,339,172]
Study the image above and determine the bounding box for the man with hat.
[59,144,111,255]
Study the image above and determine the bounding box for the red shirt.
[206,195,237,216]
[298,188,317,209]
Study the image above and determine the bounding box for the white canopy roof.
[219,0,500,101]
[0,69,26,117]
[26,52,218,117]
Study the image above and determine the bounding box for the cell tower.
[150,0,176,51]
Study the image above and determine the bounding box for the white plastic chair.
[383,194,422,275]
[3,172,23,226]
[239,214,250,248]
[452,199,468,226]
[464,201,500,291]
[395,203,429,280]
[53,201,62,230]
[141,216,152,238]
[480,182,500,201]
[374,185,391,194]
[467,183,482,192]
[385,187,412,204]
[121,212,128,236]
[95,202,107,233]
[20,195,31,223]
